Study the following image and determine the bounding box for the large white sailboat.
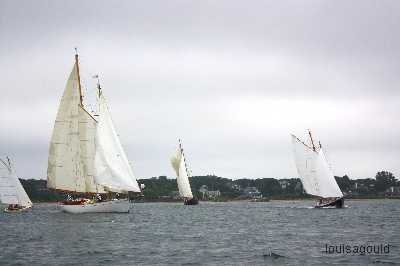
[291,130,344,208]
[170,140,198,205]
[47,52,141,213]
[0,157,32,212]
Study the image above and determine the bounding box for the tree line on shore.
[18,171,399,202]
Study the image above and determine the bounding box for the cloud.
[1,0,399,180]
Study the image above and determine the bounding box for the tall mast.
[308,129,316,152]
[179,139,190,178]
[74,48,83,106]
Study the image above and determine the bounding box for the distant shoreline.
[19,176,400,203]
[29,197,400,204]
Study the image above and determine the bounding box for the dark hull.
[184,198,199,205]
[315,197,344,208]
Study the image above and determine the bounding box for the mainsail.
[47,62,85,192]
[0,158,32,207]
[93,92,141,193]
[171,142,194,199]
[48,59,105,193]
[291,134,343,198]
[47,53,139,194]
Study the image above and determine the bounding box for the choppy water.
[0,200,399,265]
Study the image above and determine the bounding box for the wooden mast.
[308,129,316,152]
[75,48,83,106]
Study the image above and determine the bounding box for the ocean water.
[0,200,399,266]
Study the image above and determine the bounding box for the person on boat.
[7,204,20,210]
[96,194,103,202]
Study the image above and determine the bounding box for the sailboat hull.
[184,198,199,205]
[4,205,32,213]
[60,199,131,213]
[315,197,344,209]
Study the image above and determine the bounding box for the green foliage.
[335,175,352,192]
[254,178,282,196]
[139,176,177,199]
[20,179,63,202]
[18,171,399,202]
[375,171,397,191]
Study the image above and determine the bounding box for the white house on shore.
[198,185,221,200]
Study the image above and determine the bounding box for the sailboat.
[170,139,199,205]
[47,51,141,213]
[291,130,344,208]
[0,157,32,212]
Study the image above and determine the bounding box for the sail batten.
[291,134,343,198]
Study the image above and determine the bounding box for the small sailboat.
[170,140,199,205]
[291,130,344,208]
[47,51,141,213]
[0,157,32,212]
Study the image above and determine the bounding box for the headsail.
[0,158,32,207]
[93,92,141,193]
[171,142,194,199]
[79,106,106,193]
[291,134,343,198]
[315,149,343,198]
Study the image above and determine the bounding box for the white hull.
[60,199,131,213]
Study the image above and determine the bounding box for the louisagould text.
[325,244,390,255]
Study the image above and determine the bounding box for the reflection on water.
[0,200,399,265]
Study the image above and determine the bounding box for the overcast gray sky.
[0,0,399,180]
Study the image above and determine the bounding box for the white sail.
[94,93,141,193]
[314,149,343,198]
[291,135,320,196]
[291,134,343,198]
[47,63,86,192]
[0,159,32,207]
[171,146,194,198]
[78,107,106,193]
[47,62,106,193]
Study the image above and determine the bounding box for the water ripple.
[0,200,399,265]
